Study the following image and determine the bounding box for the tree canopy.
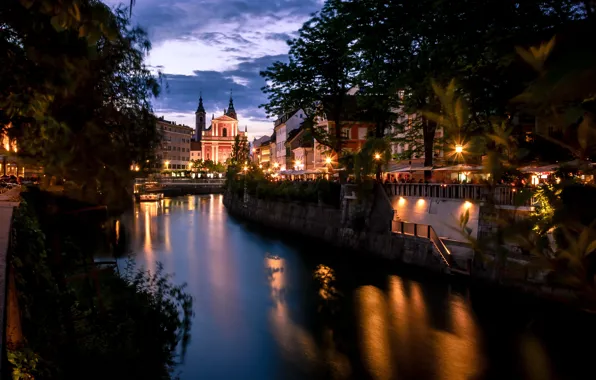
[1,0,160,208]
[260,0,589,166]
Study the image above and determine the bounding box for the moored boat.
[138,193,163,202]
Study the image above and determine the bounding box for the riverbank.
[123,193,596,380]
[223,190,594,310]
[223,190,448,273]
[2,188,193,379]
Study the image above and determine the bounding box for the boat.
[138,193,163,202]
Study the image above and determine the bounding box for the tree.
[228,135,249,167]
[260,0,358,156]
[1,0,161,209]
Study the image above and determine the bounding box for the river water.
[117,194,595,380]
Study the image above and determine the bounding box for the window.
[222,128,227,137]
[358,127,367,140]
[299,114,303,118]
[342,128,350,139]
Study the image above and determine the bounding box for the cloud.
[153,54,289,139]
[101,0,322,139]
[266,32,295,42]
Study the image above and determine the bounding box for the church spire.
[225,89,238,120]
[196,92,205,114]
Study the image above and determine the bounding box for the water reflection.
[266,255,319,372]
[116,195,595,380]
[355,285,393,380]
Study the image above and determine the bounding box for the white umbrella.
[434,164,483,171]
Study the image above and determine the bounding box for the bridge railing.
[135,178,225,185]
[383,183,532,206]
[391,220,452,267]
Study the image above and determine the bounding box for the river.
[117,194,595,380]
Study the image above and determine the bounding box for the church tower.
[194,93,206,141]
[225,90,238,120]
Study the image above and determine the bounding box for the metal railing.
[135,178,225,185]
[391,220,452,267]
[383,183,533,206]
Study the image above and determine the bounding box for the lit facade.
[155,117,193,171]
[313,119,375,169]
[252,135,271,166]
[1,125,22,176]
[273,109,305,170]
[193,95,247,164]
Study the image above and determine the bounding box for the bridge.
[134,178,226,197]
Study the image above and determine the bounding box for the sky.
[105,0,323,140]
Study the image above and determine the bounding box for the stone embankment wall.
[150,185,224,197]
[223,190,447,273]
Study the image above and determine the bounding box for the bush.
[9,196,193,380]
[233,177,340,207]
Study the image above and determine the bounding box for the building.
[1,128,19,176]
[194,94,247,163]
[286,127,314,170]
[194,94,206,142]
[259,142,271,167]
[312,118,375,169]
[387,91,445,164]
[251,135,271,165]
[269,132,277,168]
[155,117,193,171]
[190,140,202,161]
[273,109,306,170]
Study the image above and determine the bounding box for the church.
[192,93,247,164]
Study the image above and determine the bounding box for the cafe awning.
[520,164,558,173]
[433,164,484,171]
[391,165,434,172]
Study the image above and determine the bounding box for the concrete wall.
[224,191,449,273]
[389,195,480,241]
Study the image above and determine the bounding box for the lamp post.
[374,153,381,182]
[243,165,249,204]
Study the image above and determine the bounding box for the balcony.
[383,183,533,207]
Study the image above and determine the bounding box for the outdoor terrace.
[383,183,533,207]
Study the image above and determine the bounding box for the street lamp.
[273,162,279,169]
[325,157,332,165]
[374,153,381,160]
[455,144,463,154]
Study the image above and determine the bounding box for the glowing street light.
[325,157,332,165]
[243,166,248,172]
[273,162,279,169]
[374,153,381,160]
[455,144,463,154]
[295,159,302,166]
[259,164,263,169]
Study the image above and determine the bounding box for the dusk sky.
[105,0,323,140]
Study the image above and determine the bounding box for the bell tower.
[225,89,238,120]
[195,93,206,141]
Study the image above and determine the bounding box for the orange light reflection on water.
[355,285,393,380]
